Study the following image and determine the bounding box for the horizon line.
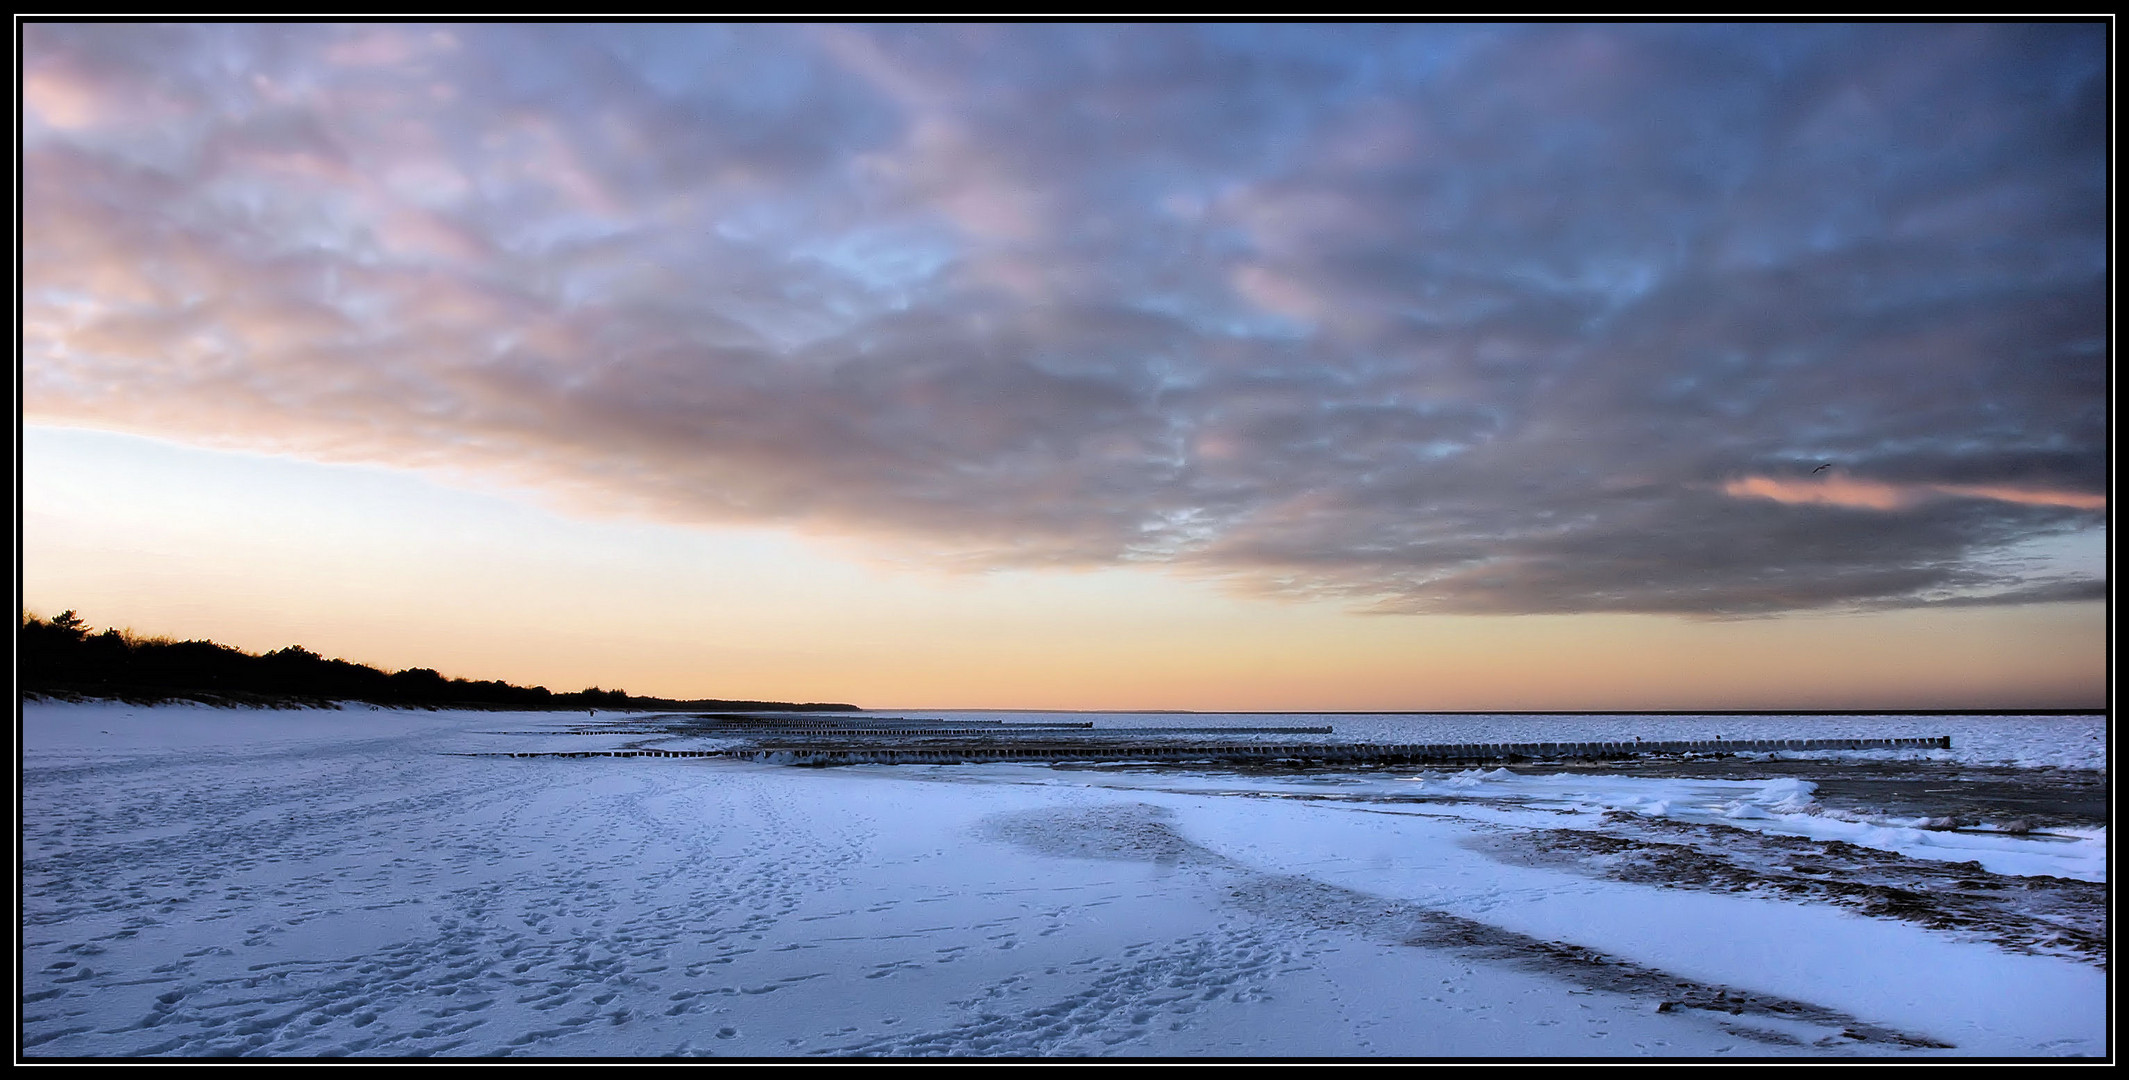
[836,707,2109,717]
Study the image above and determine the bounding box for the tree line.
[18,610,856,712]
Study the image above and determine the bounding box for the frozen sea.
[19,703,2107,1059]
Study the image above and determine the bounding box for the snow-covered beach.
[20,703,2106,1058]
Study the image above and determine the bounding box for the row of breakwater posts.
[464,736,1951,767]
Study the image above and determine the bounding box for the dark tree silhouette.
[19,610,857,712]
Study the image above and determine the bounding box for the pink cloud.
[23,68,115,130]
[1724,475,2104,512]
[1929,484,2107,512]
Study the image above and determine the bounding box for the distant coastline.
[18,610,857,713]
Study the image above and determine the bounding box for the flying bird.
[1812,463,1833,474]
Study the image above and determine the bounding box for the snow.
[1155,790,2100,1056]
[1391,769,2102,882]
[20,703,2108,1058]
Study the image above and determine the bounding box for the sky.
[18,22,2110,710]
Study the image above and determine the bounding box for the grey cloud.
[22,23,2107,615]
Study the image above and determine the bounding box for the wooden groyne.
[641,714,1101,730]
[468,736,1949,766]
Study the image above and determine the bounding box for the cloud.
[1724,475,2107,512]
[21,23,2108,616]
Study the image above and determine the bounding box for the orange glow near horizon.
[23,427,2107,713]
